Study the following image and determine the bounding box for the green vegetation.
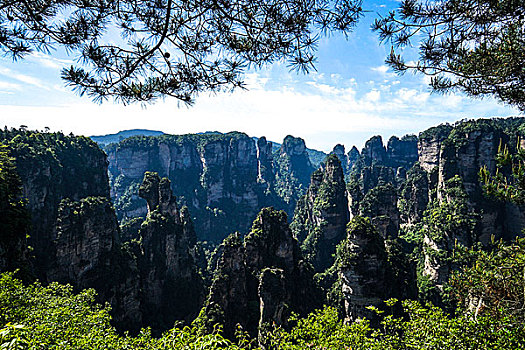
[0,272,246,349]
[480,141,525,204]
[374,0,525,110]
[0,145,31,278]
[0,0,362,104]
[4,232,525,350]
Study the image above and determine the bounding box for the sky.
[0,0,521,153]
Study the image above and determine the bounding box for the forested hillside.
[2,118,525,348]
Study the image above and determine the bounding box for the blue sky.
[0,0,520,152]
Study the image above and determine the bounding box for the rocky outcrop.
[273,135,315,209]
[257,137,274,185]
[0,147,31,278]
[292,154,349,271]
[418,119,525,244]
[331,144,349,175]
[347,146,360,171]
[362,136,387,166]
[136,172,203,331]
[399,164,429,225]
[107,132,315,242]
[0,129,110,280]
[387,135,418,169]
[359,183,399,239]
[419,177,479,303]
[339,217,389,323]
[49,196,142,331]
[347,134,418,219]
[418,124,453,173]
[199,208,318,339]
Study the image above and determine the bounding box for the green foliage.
[0,145,31,277]
[403,176,479,304]
[0,272,249,349]
[0,0,363,104]
[421,177,478,244]
[359,183,395,218]
[374,0,525,109]
[263,307,373,349]
[480,141,525,204]
[337,216,387,268]
[265,297,525,349]
[2,261,525,349]
[450,238,525,322]
[0,128,107,189]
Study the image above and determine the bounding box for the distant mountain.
[90,129,164,145]
[92,130,328,167]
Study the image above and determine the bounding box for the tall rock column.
[137,172,203,332]
[339,217,389,323]
[50,196,142,332]
[292,154,349,272]
[199,207,319,339]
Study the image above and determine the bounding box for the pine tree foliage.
[0,0,363,104]
[373,0,525,110]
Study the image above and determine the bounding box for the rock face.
[1,129,206,334]
[0,129,110,280]
[49,197,142,331]
[0,147,31,278]
[387,135,418,169]
[257,137,274,185]
[347,146,360,171]
[292,154,350,271]
[361,136,387,165]
[200,208,318,339]
[331,144,349,175]
[399,164,429,225]
[347,134,418,224]
[359,183,399,239]
[339,217,389,323]
[419,119,525,244]
[107,132,315,242]
[273,135,315,209]
[136,172,203,331]
[418,124,453,173]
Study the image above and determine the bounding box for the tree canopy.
[373,0,525,110]
[0,0,362,104]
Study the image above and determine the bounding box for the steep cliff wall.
[338,217,390,323]
[0,146,31,278]
[0,129,110,279]
[49,196,143,331]
[107,132,314,242]
[136,172,204,331]
[292,154,349,272]
[419,118,525,244]
[199,208,319,339]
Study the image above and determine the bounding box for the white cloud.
[0,76,519,152]
[371,65,389,74]
[28,52,74,70]
[0,81,22,91]
[0,68,49,90]
[365,89,381,102]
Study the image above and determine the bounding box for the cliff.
[338,217,390,323]
[49,196,142,331]
[136,172,204,331]
[198,207,319,339]
[106,132,315,242]
[292,154,350,272]
[0,129,110,279]
[0,146,31,278]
